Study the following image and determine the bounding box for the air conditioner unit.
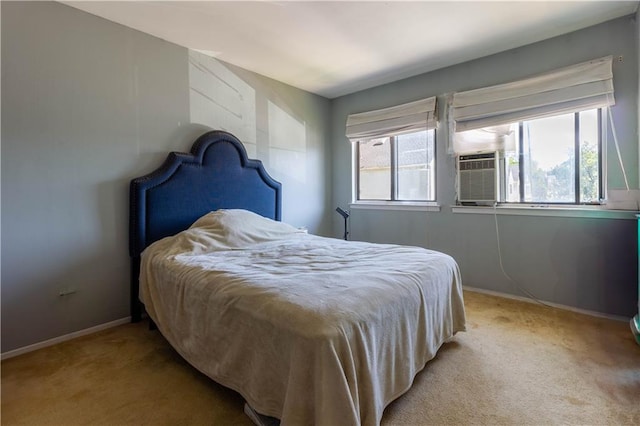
[457,152,499,205]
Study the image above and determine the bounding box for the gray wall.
[187,52,332,232]
[331,15,639,318]
[1,1,331,353]
[2,2,637,354]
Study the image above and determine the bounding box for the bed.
[129,130,466,426]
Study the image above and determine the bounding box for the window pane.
[358,138,390,200]
[522,113,575,203]
[579,109,600,203]
[504,150,521,202]
[396,130,435,201]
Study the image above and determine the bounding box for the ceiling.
[62,1,639,99]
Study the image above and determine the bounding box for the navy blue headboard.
[129,130,282,321]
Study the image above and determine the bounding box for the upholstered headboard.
[129,130,282,321]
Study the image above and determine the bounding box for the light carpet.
[2,291,639,425]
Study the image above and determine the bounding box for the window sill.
[350,201,441,212]
[451,204,638,219]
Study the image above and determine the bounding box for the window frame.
[354,129,437,204]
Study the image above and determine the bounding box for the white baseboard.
[1,317,131,361]
[463,286,629,322]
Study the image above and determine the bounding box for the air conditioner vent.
[458,152,498,204]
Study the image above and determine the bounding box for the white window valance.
[346,96,437,142]
[450,56,615,153]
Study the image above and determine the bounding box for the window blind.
[346,96,437,142]
[450,56,614,153]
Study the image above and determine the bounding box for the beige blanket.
[140,210,466,426]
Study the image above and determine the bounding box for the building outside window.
[357,130,436,201]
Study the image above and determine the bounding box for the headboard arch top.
[129,130,282,320]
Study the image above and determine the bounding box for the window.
[450,56,613,206]
[501,109,602,204]
[502,108,602,204]
[357,130,436,201]
[346,96,438,204]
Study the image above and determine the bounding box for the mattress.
[140,209,466,426]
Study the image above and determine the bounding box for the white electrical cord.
[493,204,553,307]
[607,106,630,191]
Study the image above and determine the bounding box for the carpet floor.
[2,290,639,425]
